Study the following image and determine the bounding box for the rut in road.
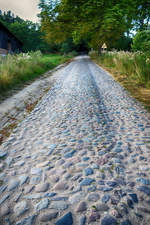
[0,56,150,225]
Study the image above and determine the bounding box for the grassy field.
[0,51,73,96]
[90,51,150,111]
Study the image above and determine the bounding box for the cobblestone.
[0,56,150,224]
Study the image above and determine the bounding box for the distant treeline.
[0,10,61,53]
[0,10,136,53]
[0,10,90,53]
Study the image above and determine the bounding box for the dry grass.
[25,100,39,113]
[0,122,18,145]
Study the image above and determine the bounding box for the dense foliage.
[132,30,150,55]
[38,0,150,50]
[0,10,90,54]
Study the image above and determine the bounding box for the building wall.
[0,48,8,54]
[0,30,8,49]
[0,25,22,54]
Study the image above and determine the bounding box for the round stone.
[127,198,134,209]
[0,151,7,158]
[120,220,132,225]
[37,161,50,167]
[19,175,29,185]
[35,183,49,192]
[88,212,100,222]
[54,182,68,191]
[51,176,60,183]
[69,192,86,204]
[55,212,73,225]
[15,215,36,225]
[84,168,94,176]
[96,203,109,211]
[80,216,86,225]
[8,179,19,191]
[137,207,150,213]
[76,202,87,212]
[137,186,150,195]
[24,185,34,194]
[56,159,65,166]
[88,193,100,202]
[102,194,110,203]
[80,178,95,186]
[14,201,29,217]
[39,211,58,222]
[35,198,49,211]
[83,157,90,161]
[101,215,117,225]
[31,168,42,176]
[14,160,25,167]
[107,181,118,187]
[30,175,41,185]
[50,201,68,210]
[129,193,138,203]
[0,205,10,216]
[0,163,4,170]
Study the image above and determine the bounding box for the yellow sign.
[102,43,107,49]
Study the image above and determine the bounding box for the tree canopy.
[39,0,150,50]
[132,30,150,54]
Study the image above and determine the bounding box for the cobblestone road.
[0,56,150,225]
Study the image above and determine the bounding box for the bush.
[68,51,78,57]
[132,30,150,56]
[88,51,98,58]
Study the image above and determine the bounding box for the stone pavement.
[0,56,150,225]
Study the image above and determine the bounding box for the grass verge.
[0,51,73,97]
[90,51,150,112]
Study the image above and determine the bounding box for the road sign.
[102,43,107,49]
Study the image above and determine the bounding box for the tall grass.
[0,51,72,94]
[90,51,150,88]
[90,50,150,111]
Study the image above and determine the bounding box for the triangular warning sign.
[102,43,107,49]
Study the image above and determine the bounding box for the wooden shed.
[0,21,22,55]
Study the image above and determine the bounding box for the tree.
[38,0,138,50]
[38,0,150,50]
[110,35,132,51]
[134,0,150,31]
[8,21,52,52]
[132,30,150,54]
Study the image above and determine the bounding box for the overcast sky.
[0,0,40,23]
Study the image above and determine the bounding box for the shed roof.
[0,21,23,45]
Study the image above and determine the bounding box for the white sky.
[0,0,40,23]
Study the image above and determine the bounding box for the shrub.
[132,30,150,56]
[68,51,78,57]
[88,51,98,58]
